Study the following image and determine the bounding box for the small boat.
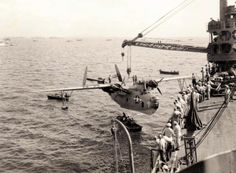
[116,114,142,132]
[159,69,179,75]
[61,105,68,110]
[47,93,70,101]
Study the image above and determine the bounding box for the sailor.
[122,112,128,121]
[199,84,206,102]
[211,63,216,75]
[163,123,175,161]
[205,65,210,82]
[134,75,138,83]
[174,100,184,116]
[134,95,140,103]
[206,81,212,100]
[230,84,236,100]
[192,73,197,86]
[224,85,231,106]
[173,121,181,150]
[108,75,111,83]
[156,134,167,162]
[182,91,189,104]
[192,89,200,111]
[177,95,187,114]
[201,67,205,84]
[132,75,135,84]
[171,108,182,126]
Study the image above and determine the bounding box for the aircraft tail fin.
[82,66,88,87]
[115,64,122,82]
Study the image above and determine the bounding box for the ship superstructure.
[207,0,236,71]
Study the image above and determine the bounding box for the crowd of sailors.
[155,64,235,167]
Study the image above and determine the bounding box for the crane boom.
[122,40,207,53]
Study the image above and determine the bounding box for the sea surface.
[0,37,208,173]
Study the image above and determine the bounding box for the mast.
[220,0,228,20]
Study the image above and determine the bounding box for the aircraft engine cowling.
[150,96,159,109]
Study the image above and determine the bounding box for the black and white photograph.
[1,0,236,172]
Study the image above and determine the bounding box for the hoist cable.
[140,0,193,34]
[143,0,196,37]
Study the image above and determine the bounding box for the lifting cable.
[126,46,132,76]
[138,0,197,38]
[123,0,197,75]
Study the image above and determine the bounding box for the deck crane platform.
[122,0,236,73]
[121,0,203,75]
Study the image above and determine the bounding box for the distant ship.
[0,38,12,47]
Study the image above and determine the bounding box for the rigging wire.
[142,0,196,37]
[196,101,226,147]
[140,0,192,34]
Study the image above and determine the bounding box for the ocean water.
[0,37,208,173]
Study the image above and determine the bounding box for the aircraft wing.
[43,84,112,92]
[42,83,131,94]
[161,75,192,82]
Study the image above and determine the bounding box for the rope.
[196,101,226,147]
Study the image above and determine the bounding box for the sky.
[0,0,235,38]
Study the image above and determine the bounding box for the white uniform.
[156,138,167,152]
[163,127,175,144]
[173,124,181,149]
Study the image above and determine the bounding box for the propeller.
[82,66,88,87]
[146,78,164,95]
[121,76,126,86]
[156,77,164,95]
[157,87,162,95]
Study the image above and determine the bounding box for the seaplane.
[45,64,191,115]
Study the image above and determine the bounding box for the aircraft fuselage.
[102,84,159,115]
